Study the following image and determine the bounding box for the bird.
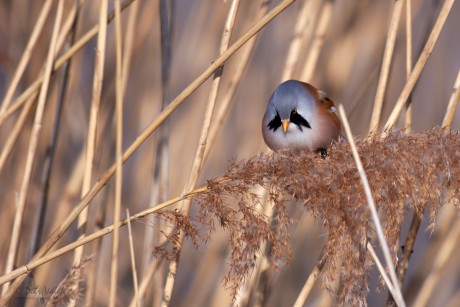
[262,80,341,156]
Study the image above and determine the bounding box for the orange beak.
[282,120,290,134]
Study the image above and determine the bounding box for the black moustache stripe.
[290,112,311,131]
[267,111,311,132]
[267,112,282,131]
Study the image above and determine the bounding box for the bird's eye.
[291,109,297,115]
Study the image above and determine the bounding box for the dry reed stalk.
[1,0,63,296]
[129,256,161,307]
[0,0,53,114]
[16,4,83,305]
[0,0,80,174]
[292,247,327,307]
[388,58,457,302]
[281,0,315,81]
[126,209,140,307]
[442,68,460,128]
[387,3,417,305]
[43,149,85,239]
[0,0,137,127]
[0,184,210,286]
[162,1,241,304]
[367,242,395,296]
[123,1,156,306]
[384,0,456,130]
[0,1,297,302]
[70,1,108,305]
[338,104,406,307]
[254,1,331,302]
[54,0,82,56]
[0,0,81,201]
[395,212,422,285]
[404,55,459,307]
[368,0,403,135]
[392,2,457,296]
[142,0,174,302]
[121,0,139,96]
[0,0,290,130]
[203,0,269,161]
[32,0,82,258]
[0,93,36,173]
[109,0,124,305]
[253,1,323,303]
[404,0,413,132]
[413,222,460,307]
[85,1,140,304]
[300,0,333,82]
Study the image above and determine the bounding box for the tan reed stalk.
[17,4,83,304]
[391,4,456,294]
[395,212,422,285]
[0,184,210,286]
[203,0,269,161]
[0,0,79,127]
[404,0,413,132]
[142,0,173,301]
[281,0,315,81]
[0,0,137,127]
[126,209,140,307]
[292,248,327,307]
[161,1,241,305]
[388,2,417,302]
[32,0,82,256]
[129,257,161,307]
[54,0,82,55]
[253,2,323,303]
[0,93,36,173]
[0,0,53,114]
[442,68,460,128]
[85,2,140,304]
[70,1,108,305]
[254,2,326,298]
[121,0,139,95]
[0,9,81,271]
[0,0,80,174]
[338,104,406,307]
[408,65,460,307]
[0,1,296,301]
[368,0,403,135]
[168,0,268,288]
[109,0,124,305]
[1,0,64,296]
[300,0,333,82]
[42,149,85,240]
[384,0,456,130]
[367,242,395,295]
[394,66,460,305]
[413,222,460,307]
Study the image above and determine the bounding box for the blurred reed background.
[0,0,459,306]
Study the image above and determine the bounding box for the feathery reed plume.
[153,129,460,305]
[46,256,91,306]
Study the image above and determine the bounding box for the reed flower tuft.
[154,128,460,304]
